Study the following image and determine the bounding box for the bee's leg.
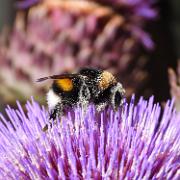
[79,83,91,113]
[42,123,50,132]
[95,102,108,112]
[42,103,63,132]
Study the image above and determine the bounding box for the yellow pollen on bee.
[99,71,117,90]
[56,78,73,91]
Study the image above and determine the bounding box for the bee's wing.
[36,74,79,82]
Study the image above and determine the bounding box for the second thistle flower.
[0,0,157,102]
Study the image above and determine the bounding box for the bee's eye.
[114,91,122,107]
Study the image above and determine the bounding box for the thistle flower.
[0,0,157,102]
[0,96,179,179]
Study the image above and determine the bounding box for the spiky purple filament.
[0,97,179,179]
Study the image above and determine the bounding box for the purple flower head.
[0,96,179,179]
[15,0,157,49]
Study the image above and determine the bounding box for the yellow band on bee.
[56,78,73,91]
[99,71,116,90]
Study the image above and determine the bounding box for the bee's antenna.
[36,77,50,82]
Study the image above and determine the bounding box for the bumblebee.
[37,68,125,131]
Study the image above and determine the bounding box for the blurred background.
[0,0,179,110]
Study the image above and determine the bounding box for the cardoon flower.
[0,96,179,179]
[0,0,157,102]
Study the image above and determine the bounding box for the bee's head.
[110,82,125,110]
